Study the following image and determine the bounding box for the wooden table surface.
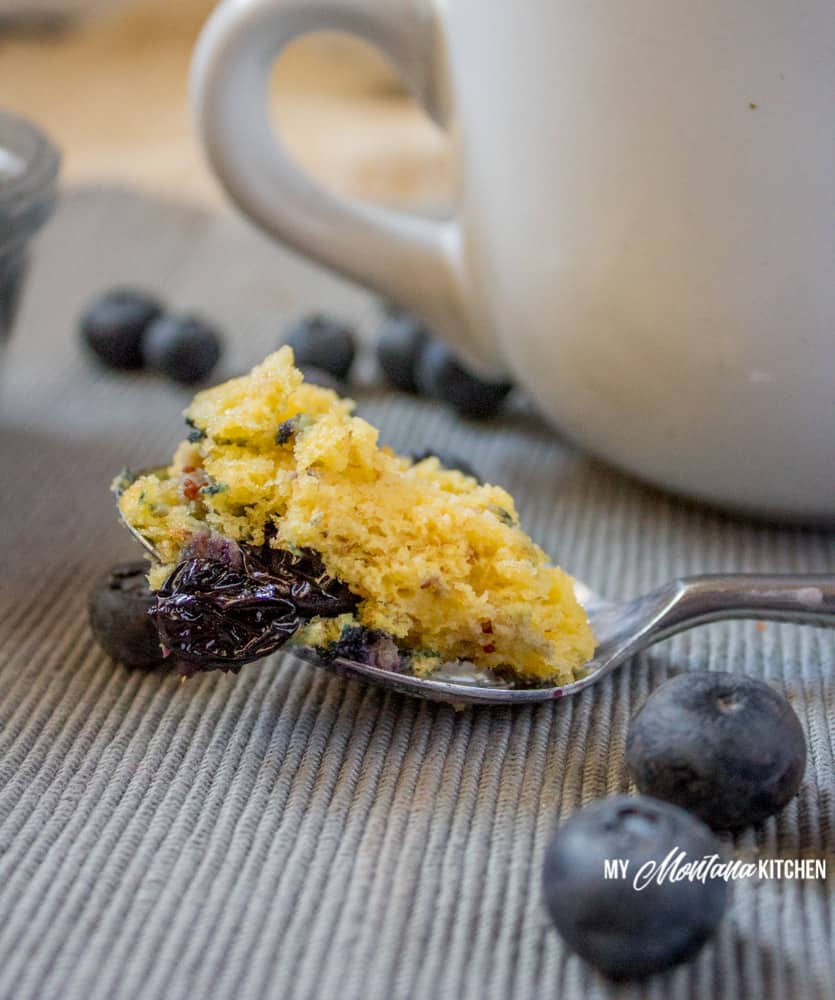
[1,0,450,212]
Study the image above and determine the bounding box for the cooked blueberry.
[153,557,301,675]
[275,418,297,445]
[625,672,806,829]
[88,561,166,668]
[283,314,356,380]
[142,314,223,385]
[297,364,346,394]
[543,795,727,980]
[79,288,163,369]
[151,544,358,674]
[415,340,513,418]
[185,416,206,442]
[411,449,481,483]
[376,312,431,392]
[326,625,403,671]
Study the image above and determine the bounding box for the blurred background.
[1,0,451,211]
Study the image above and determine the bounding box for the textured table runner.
[0,187,833,1000]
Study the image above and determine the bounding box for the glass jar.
[0,110,61,345]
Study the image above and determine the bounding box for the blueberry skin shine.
[542,795,728,980]
[626,672,807,830]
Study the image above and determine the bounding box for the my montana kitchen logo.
[604,848,827,891]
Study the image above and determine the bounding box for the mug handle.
[191,0,478,360]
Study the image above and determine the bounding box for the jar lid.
[0,110,61,255]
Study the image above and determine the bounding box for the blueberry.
[79,288,163,369]
[410,449,481,483]
[297,364,346,394]
[375,312,431,392]
[142,314,223,385]
[415,340,513,418]
[625,672,806,829]
[326,625,403,671]
[284,314,356,381]
[88,561,166,668]
[543,795,727,980]
[149,544,357,674]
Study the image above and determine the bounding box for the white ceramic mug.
[191,0,835,521]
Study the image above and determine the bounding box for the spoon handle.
[661,574,835,636]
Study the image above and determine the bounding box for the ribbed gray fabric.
[0,187,833,1000]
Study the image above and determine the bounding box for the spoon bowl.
[115,468,835,704]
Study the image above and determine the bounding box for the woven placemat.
[0,186,833,1000]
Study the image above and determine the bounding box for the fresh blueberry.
[297,364,346,394]
[79,288,163,369]
[375,312,431,392]
[543,795,727,980]
[625,672,806,829]
[415,340,513,418]
[284,314,356,381]
[142,314,223,385]
[410,449,481,483]
[88,561,166,668]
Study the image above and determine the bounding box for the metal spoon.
[115,470,835,705]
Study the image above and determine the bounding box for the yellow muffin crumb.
[117,347,595,682]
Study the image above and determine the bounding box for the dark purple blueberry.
[79,288,163,369]
[375,312,431,392]
[255,545,358,619]
[625,672,806,829]
[410,449,481,483]
[297,364,346,394]
[275,418,297,445]
[88,561,166,668]
[150,544,358,674]
[543,795,727,980]
[415,340,513,418]
[283,314,356,381]
[142,314,223,385]
[325,625,403,671]
[152,557,300,675]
